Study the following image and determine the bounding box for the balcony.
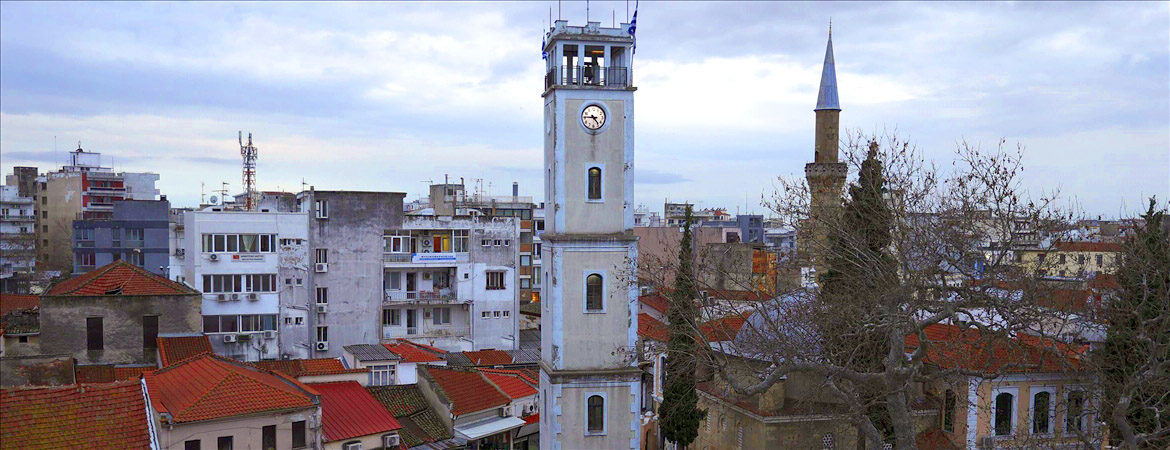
[546,65,630,90]
[0,214,34,222]
[383,252,469,266]
[383,325,470,340]
[384,289,467,305]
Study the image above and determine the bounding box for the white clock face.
[582,105,606,130]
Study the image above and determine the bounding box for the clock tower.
[539,20,641,450]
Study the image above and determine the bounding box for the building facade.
[1,185,36,280]
[72,199,170,275]
[539,20,641,450]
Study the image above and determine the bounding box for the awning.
[454,416,527,440]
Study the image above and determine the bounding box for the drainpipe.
[307,186,316,359]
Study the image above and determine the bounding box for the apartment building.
[72,198,170,275]
[381,215,520,352]
[175,207,310,360]
[1,185,36,280]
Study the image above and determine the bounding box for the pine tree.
[659,206,706,448]
[1098,198,1170,448]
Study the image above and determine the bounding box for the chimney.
[512,182,519,198]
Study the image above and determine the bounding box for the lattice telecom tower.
[239,131,259,210]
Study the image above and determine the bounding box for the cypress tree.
[659,206,706,448]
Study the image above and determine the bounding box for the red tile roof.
[700,314,749,342]
[639,293,669,314]
[46,260,198,297]
[482,372,537,400]
[904,324,1083,374]
[75,365,154,384]
[637,313,669,342]
[1054,241,1121,252]
[0,294,38,316]
[311,381,402,442]
[916,427,961,450]
[422,366,510,416]
[157,335,214,367]
[250,358,367,378]
[144,354,317,423]
[385,340,445,363]
[524,413,540,425]
[479,368,538,386]
[1,381,153,449]
[461,349,514,366]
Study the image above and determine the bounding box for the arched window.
[1066,390,1085,432]
[587,395,604,433]
[586,274,603,311]
[1032,391,1051,434]
[994,392,1014,436]
[587,167,602,200]
[943,389,955,432]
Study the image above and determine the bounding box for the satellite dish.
[209,195,219,205]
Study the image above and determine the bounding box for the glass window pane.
[240,234,258,252]
[226,234,238,252]
[221,315,238,332]
[214,235,225,252]
[203,316,219,333]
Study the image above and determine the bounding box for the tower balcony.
[546,65,630,90]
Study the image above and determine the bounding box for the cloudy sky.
[2,2,1167,218]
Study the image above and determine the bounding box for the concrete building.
[632,204,661,227]
[72,198,170,275]
[539,19,641,450]
[175,207,310,361]
[298,189,406,359]
[382,215,520,352]
[1,185,37,281]
[763,226,797,253]
[35,146,159,273]
[39,260,202,366]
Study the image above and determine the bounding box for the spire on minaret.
[815,27,840,111]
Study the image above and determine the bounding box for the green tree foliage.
[659,206,706,448]
[1098,198,1170,449]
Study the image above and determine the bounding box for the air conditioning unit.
[383,434,400,448]
[247,293,258,301]
[499,406,513,417]
[263,330,277,339]
[216,293,227,302]
[316,304,328,314]
[175,249,185,257]
[315,263,328,273]
[223,334,238,343]
[231,293,240,301]
[316,341,329,352]
[422,272,432,280]
[209,253,219,261]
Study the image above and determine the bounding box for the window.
[295,278,303,286]
[388,272,401,290]
[371,365,395,386]
[126,228,144,244]
[943,389,955,432]
[1066,390,1086,433]
[503,310,510,318]
[482,311,491,319]
[481,239,491,247]
[87,317,103,351]
[432,307,451,325]
[217,436,233,450]
[587,167,602,200]
[292,421,307,448]
[493,311,501,318]
[316,248,328,264]
[494,239,503,246]
[1095,254,1103,266]
[454,230,469,252]
[994,392,1014,436]
[184,440,200,450]
[295,317,303,325]
[384,309,401,326]
[315,199,329,218]
[316,287,328,304]
[520,278,531,289]
[143,315,159,350]
[220,316,239,333]
[202,234,277,253]
[203,316,220,333]
[262,425,276,450]
[520,255,531,266]
[241,315,261,332]
[1032,390,1052,434]
[587,394,605,434]
[1058,254,1066,264]
[317,326,328,342]
[77,253,95,267]
[487,271,506,290]
[586,273,604,311]
[126,251,143,266]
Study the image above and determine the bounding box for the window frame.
[1065,388,1089,434]
[991,386,1018,437]
[87,317,104,351]
[292,421,307,448]
[585,392,607,435]
[486,271,506,290]
[1030,386,1056,436]
[583,270,606,313]
[586,164,605,202]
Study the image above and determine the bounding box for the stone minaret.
[804,28,847,279]
[539,20,641,450]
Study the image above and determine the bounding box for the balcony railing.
[383,252,469,265]
[546,65,630,90]
[383,325,470,340]
[384,289,465,304]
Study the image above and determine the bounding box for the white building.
[174,207,311,360]
[381,215,519,352]
[0,185,36,278]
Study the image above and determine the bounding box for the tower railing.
[546,65,630,89]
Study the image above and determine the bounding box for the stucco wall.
[550,381,638,450]
[559,248,636,370]
[156,407,321,450]
[39,293,201,365]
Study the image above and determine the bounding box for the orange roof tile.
[144,354,317,423]
[157,335,214,367]
[1,381,153,449]
[524,413,540,424]
[311,381,402,442]
[482,372,537,400]
[700,314,748,342]
[0,294,38,316]
[46,260,198,297]
[1054,241,1121,252]
[461,349,514,366]
[479,368,538,386]
[904,324,1082,374]
[639,294,669,314]
[249,358,367,378]
[638,313,669,342]
[75,365,154,383]
[422,366,510,416]
[384,340,445,363]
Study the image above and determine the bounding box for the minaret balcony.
[546,65,630,90]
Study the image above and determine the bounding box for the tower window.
[585,274,603,311]
[587,167,602,200]
[587,394,605,434]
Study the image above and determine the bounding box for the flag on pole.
[627,1,638,53]
[542,34,548,60]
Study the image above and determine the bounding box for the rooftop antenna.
[214,181,230,205]
[239,131,259,211]
[200,181,206,205]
